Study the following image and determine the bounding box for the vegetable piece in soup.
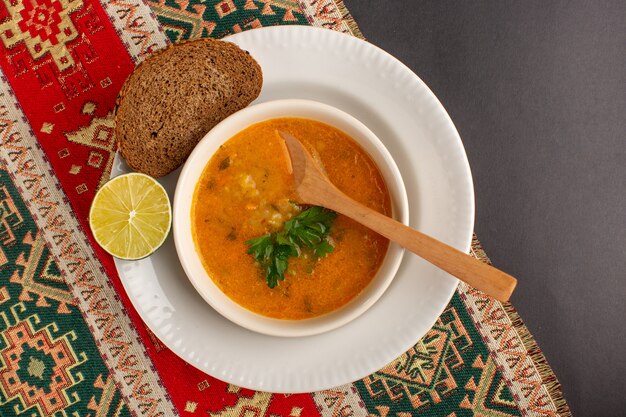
[191,117,391,319]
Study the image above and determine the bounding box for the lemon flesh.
[89,173,171,260]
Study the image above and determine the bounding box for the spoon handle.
[316,188,518,302]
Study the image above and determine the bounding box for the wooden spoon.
[278,131,517,302]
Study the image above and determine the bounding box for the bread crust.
[115,39,263,178]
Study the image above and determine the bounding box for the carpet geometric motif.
[9,230,75,314]
[357,293,521,416]
[64,106,116,189]
[0,314,83,415]
[0,168,130,417]
[148,0,308,42]
[0,184,24,255]
[0,0,135,217]
[0,0,84,71]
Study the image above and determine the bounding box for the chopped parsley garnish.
[245,206,337,288]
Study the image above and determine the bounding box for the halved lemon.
[89,173,171,260]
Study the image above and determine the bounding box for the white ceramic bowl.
[173,99,409,337]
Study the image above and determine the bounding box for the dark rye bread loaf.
[115,39,262,178]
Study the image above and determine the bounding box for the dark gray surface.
[345,1,626,415]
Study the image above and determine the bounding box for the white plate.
[113,26,474,393]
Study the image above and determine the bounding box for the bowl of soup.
[173,99,409,337]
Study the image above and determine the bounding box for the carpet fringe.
[471,235,571,416]
[332,0,365,39]
[503,302,572,417]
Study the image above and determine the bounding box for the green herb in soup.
[246,206,337,288]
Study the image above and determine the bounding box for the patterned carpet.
[0,0,570,416]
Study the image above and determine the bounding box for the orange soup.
[191,118,391,319]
